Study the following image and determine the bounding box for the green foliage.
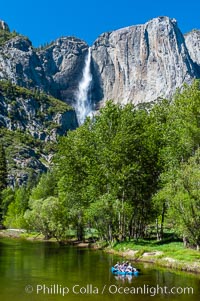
[153,80,200,247]
[23,171,64,241]
[0,188,15,219]
[3,187,29,228]
[0,128,48,179]
[0,143,7,221]
[160,80,200,168]
[1,80,200,250]
[112,239,200,263]
[54,81,200,244]
[156,149,200,250]
[55,100,163,241]
[30,171,57,201]
[0,143,7,191]
[0,29,18,45]
[24,197,69,241]
[0,80,72,113]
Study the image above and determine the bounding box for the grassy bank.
[104,239,200,273]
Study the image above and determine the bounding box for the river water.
[0,238,199,300]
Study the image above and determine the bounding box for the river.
[0,238,199,300]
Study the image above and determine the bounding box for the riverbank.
[104,240,200,274]
[0,229,92,247]
[1,230,200,274]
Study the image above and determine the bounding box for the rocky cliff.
[185,30,200,73]
[0,22,84,185]
[0,80,77,186]
[38,37,88,103]
[0,20,9,31]
[0,17,200,186]
[0,36,48,92]
[91,17,198,105]
[1,17,200,108]
[0,81,77,141]
[0,28,88,103]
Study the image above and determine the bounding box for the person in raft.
[125,262,137,272]
[114,261,137,272]
[114,262,120,269]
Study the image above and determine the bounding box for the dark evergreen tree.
[0,143,7,191]
[0,143,7,222]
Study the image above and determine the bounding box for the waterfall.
[75,47,93,125]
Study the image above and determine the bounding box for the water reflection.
[114,274,136,283]
[0,238,199,301]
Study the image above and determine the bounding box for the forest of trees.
[0,80,200,250]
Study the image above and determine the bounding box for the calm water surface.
[0,238,199,300]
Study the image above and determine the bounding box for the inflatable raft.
[111,267,139,276]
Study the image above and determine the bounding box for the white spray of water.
[75,47,93,125]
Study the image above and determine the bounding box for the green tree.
[0,143,7,192]
[24,197,69,242]
[4,187,29,228]
[156,149,200,250]
[30,171,57,201]
[56,101,162,241]
[0,143,7,222]
[56,119,96,240]
[0,188,15,220]
[161,80,200,169]
[152,80,200,241]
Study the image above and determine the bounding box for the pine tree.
[0,143,7,222]
[0,143,7,192]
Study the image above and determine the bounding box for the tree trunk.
[108,223,113,242]
[77,224,84,241]
[160,202,166,240]
[156,218,160,241]
[183,236,188,248]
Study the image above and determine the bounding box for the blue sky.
[1,0,200,47]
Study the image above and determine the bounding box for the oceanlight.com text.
[25,283,194,297]
[108,284,194,296]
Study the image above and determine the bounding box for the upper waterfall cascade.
[75,47,93,125]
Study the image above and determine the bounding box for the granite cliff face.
[0,83,77,141]
[0,17,200,108]
[185,30,200,74]
[0,34,88,103]
[0,22,81,185]
[0,36,48,90]
[91,17,198,105]
[38,37,88,103]
[0,81,77,186]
